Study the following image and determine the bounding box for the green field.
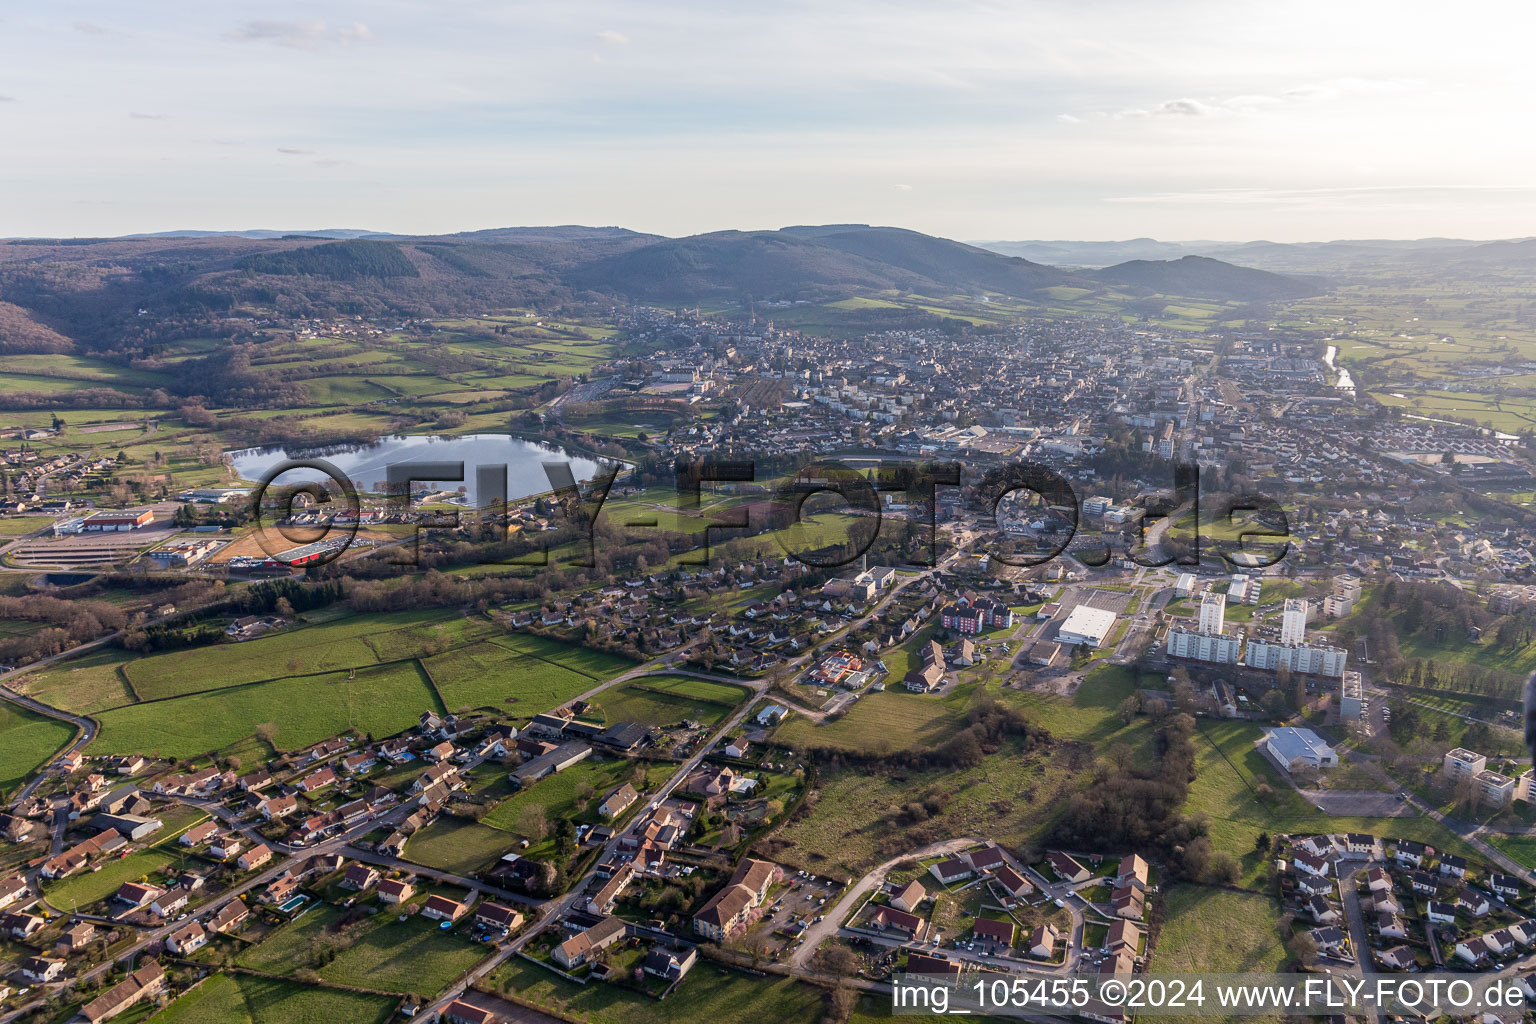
[23,648,138,712]
[772,734,1070,875]
[425,640,603,713]
[402,817,520,876]
[0,517,49,536]
[1186,720,1477,885]
[776,685,975,754]
[92,660,440,759]
[482,758,670,834]
[592,675,748,728]
[488,958,825,1024]
[120,609,466,701]
[0,700,75,799]
[1487,834,1536,870]
[319,911,490,995]
[1150,885,1289,1024]
[234,897,488,996]
[43,847,180,910]
[149,971,397,1024]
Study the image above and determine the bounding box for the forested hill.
[0,225,1314,354]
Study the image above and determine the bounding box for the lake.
[227,434,609,505]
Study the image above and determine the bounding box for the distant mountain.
[118,228,392,240]
[0,224,1329,354]
[571,225,1079,303]
[970,237,1219,267]
[971,235,1520,274]
[1090,255,1322,302]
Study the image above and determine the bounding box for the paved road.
[1337,863,1384,1024]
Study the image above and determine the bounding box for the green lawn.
[0,700,76,800]
[92,660,440,759]
[43,848,180,910]
[488,958,825,1024]
[402,817,519,876]
[319,910,489,995]
[1487,834,1536,871]
[149,971,397,1024]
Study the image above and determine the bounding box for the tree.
[517,803,550,842]
[1207,851,1241,884]
[1286,929,1318,965]
[1254,831,1271,853]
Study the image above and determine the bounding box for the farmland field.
[92,661,440,759]
[424,641,599,713]
[150,972,397,1024]
[0,701,75,798]
[592,675,748,727]
[121,609,464,700]
[23,648,137,712]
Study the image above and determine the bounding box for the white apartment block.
[1443,748,1488,783]
[1197,591,1226,635]
[1339,671,1364,720]
[1475,769,1515,810]
[1166,627,1243,665]
[1280,599,1310,647]
[1244,638,1347,678]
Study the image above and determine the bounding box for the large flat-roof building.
[1265,727,1338,772]
[1056,605,1116,648]
[83,509,154,531]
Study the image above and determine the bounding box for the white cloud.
[129,112,167,121]
[277,147,316,156]
[1117,98,1215,119]
[72,21,111,36]
[227,20,372,49]
[336,22,374,46]
[595,30,629,45]
[891,183,913,191]
[1056,113,1081,124]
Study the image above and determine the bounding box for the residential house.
[165,920,207,955]
[422,893,468,922]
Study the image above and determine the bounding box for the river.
[1324,345,1356,392]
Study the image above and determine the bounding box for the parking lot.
[750,871,843,957]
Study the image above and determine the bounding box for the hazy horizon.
[5,1,1536,240]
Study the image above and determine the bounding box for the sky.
[3,0,1536,242]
